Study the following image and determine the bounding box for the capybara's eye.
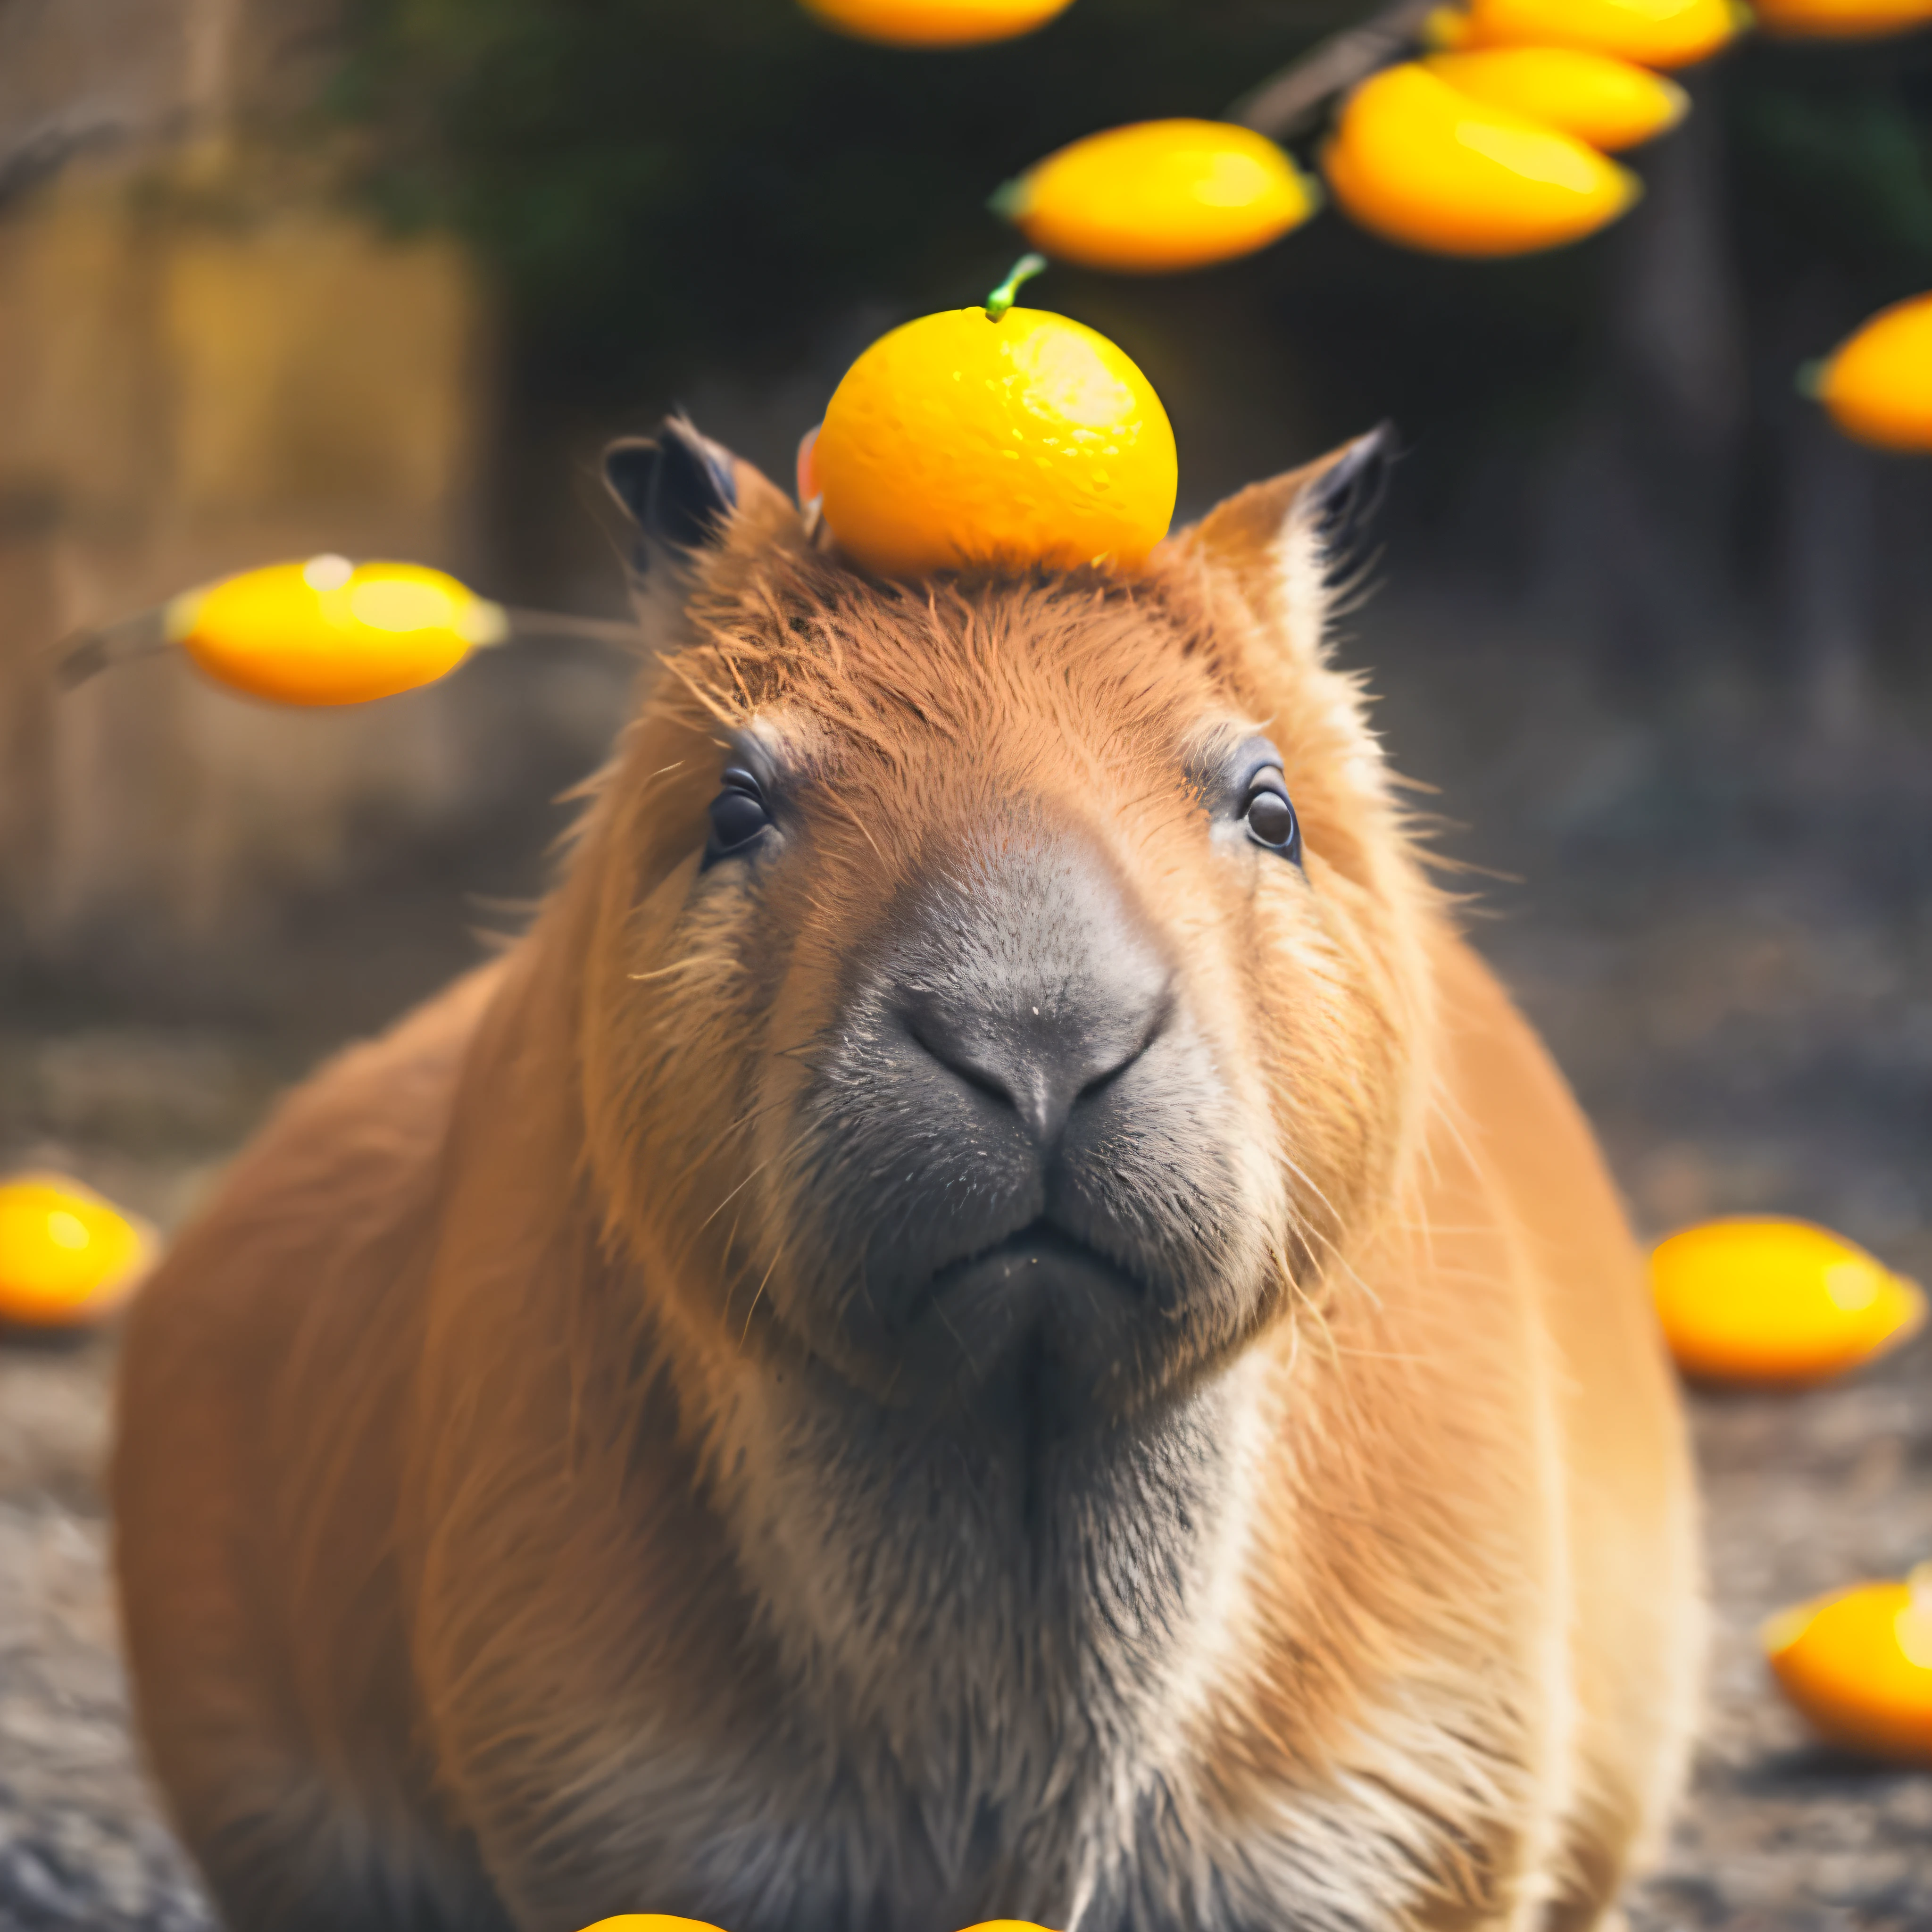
[704,766,772,866]
[1243,772,1301,862]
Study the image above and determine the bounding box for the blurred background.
[1,3,1931,1928]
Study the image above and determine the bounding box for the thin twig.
[1226,0,1440,142]
[500,607,641,645]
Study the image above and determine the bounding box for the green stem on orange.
[985,252,1047,321]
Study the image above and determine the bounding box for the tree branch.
[1226,0,1440,142]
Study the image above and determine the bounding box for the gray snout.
[791,823,1247,1409]
[893,926,1172,1156]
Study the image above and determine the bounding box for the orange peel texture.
[814,304,1176,580]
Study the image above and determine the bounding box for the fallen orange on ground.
[1765,1565,1932,1762]
[1650,1217,1925,1384]
[0,1173,153,1330]
[578,1919,1058,1931]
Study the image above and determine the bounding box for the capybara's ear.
[604,415,804,573]
[1302,421,1394,568]
[1159,423,1398,669]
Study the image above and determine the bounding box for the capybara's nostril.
[899,960,1172,1154]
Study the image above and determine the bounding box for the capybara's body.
[113,427,1701,1932]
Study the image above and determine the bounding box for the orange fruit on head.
[1423,48,1690,151]
[1456,0,1742,67]
[1649,1217,1926,1385]
[814,296,1176,580]
[0,1173,154,1330]
[1764,1566,1932,1762]
[169,557,507,707]
[1000,119,1321,273]
[1815,292,1932,453]
[1324,64,1641,258]
[799,0,1075,47]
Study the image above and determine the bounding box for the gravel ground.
[2,615,1929,1931]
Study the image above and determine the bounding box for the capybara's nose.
[894,901,1173,1156]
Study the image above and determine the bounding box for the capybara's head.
[570,419,1436,1442]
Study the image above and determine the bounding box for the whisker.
[628,953,734,983]
[740,1241,786,1349]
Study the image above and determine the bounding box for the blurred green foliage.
[331,0,1932,534]
[1729,34,1932,294]
[334,0,1325,400]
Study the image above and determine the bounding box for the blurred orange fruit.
[170,557,506,707]
[0,1173,153,1330]
[1756,0,1932,31]
[575,1919,732,1932]
[1422,3,1476,46]
[998,119,1320,273]
[1424,47,1689,150]
[1324,64,1641,256]
[1455,0,1742,66]
[1650,1217,1925,1384]
[814,300,1176,578]
[1764,1565,1932,1762]
[1814,291,1932,452]
[576,1917,1058,1931]
[799,0,1074,46]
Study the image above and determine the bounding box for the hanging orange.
[1756,0,1932,32]
[1814,291,1932,452]
[998,120,1320,273]
[1324,64,1641,257]
[170,557,507,707]
[799,0,1075,46]
[1423,48,1690,150]
[1455,0,1742,66]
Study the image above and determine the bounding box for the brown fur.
[112,441,1702,1932]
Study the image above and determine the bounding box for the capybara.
[113,419,1701,1932]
